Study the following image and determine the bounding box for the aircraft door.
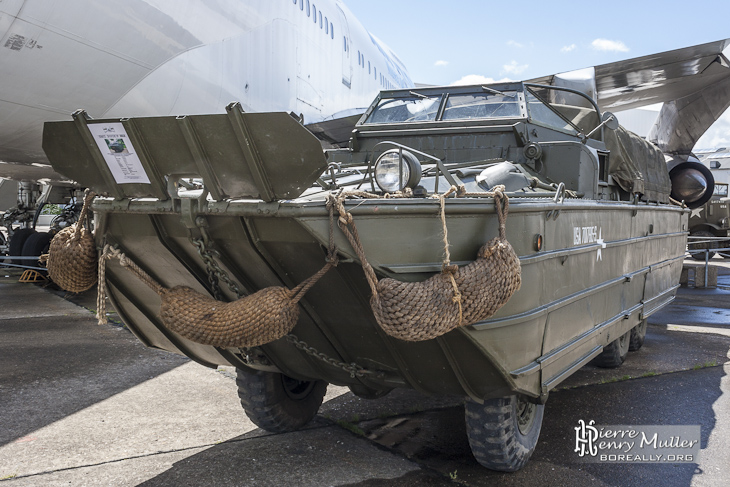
[336,5,352,88]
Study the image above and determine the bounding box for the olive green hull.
[94,197,687,402]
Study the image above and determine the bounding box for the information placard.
[88,122,151,184]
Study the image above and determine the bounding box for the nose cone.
[669,162,715,209]
[672,168,707,201]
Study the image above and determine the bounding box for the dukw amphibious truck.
[42,82,710,471]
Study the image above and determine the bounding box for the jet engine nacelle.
[668,161,715,209]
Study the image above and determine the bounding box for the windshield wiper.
[481,86,515,98]
[409,90,430,99]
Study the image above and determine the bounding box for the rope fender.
[43,190,98,293]
[332,185,521,342]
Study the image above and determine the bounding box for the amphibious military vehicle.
[42,82,711,471]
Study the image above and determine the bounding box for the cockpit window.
[442,92,521,120]
[364,94,442,124]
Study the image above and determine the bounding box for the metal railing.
[685,235,729,288]
[0,255,47,271]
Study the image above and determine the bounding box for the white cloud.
[507,40,523,48]
[561,44,577,52]
[434,60,449,67]
[451,75,513,86]
[591,38,629,52]
[502,60,528,75]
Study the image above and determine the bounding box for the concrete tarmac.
[0,261,728,486]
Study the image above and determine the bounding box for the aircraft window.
[365,94,443,124]
[374,67,377,79]
[442,92,522,120]
[306,0,310,16]
[714,183,728,196]
[300,0,303,11]
[526,91,576,133]
[325,17,328,34]
[313,5,317,21]
[319,12,322,28]
[331,23,334,39]
[368,61,371,74]
[358,51,361,65]
[293,0,297,4]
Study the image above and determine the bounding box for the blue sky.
[345,0,730,148]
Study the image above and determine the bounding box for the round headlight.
[374,150,422,193]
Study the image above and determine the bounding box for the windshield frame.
[359,82,528,126]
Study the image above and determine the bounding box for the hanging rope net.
[97,247,333,348]
[95,202,340,348]
[43,190,98,293]
[331,185,521,341]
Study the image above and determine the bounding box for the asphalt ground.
[0,258,729,486]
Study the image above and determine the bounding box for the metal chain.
[190,237,244,299]
[285,334,371,378]
[189,222,373,380]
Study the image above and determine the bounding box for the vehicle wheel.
[348,384,392,399]
[688,230,717,261]
[592,330,630,368]
[21,231,53,270]
[720,241,730,259]
[9,228,36,264]
[465,394,544,472]
[629,320,647,352]
[236,367,327,433]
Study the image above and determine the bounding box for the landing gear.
[465,394,544,472]
[21,231,53,270]
[8,228,36,265]
[592,330,630,368]
[236,367,327,433]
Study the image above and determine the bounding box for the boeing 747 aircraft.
[0,0,413,167]
[0,0,414,255]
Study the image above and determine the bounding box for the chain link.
[190,237,244,299]
[190,230,373,380]
[285,334,371,378]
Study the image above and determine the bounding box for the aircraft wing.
[0,161,77,186]
[529,38,730,155]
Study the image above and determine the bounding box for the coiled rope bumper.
[43,190,98,293]
[331,185,521,342]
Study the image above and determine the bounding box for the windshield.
[365,94,442,124]
[441,92,521,120]
[526,91,576,133]
[714,183,728,197]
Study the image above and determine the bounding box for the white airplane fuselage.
[0,0,413,165]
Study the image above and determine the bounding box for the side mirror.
[584,111,619,141]
[601,111,619,131]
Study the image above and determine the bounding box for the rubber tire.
[628,320,647,352]
[465,395,544,472]
[236,367,327,433]
[348,384,393,399]
[720,241,730,259]
[688,230,717,261]
[592,330,630,368]
[21,231,53,267]
[8,228,36,265]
